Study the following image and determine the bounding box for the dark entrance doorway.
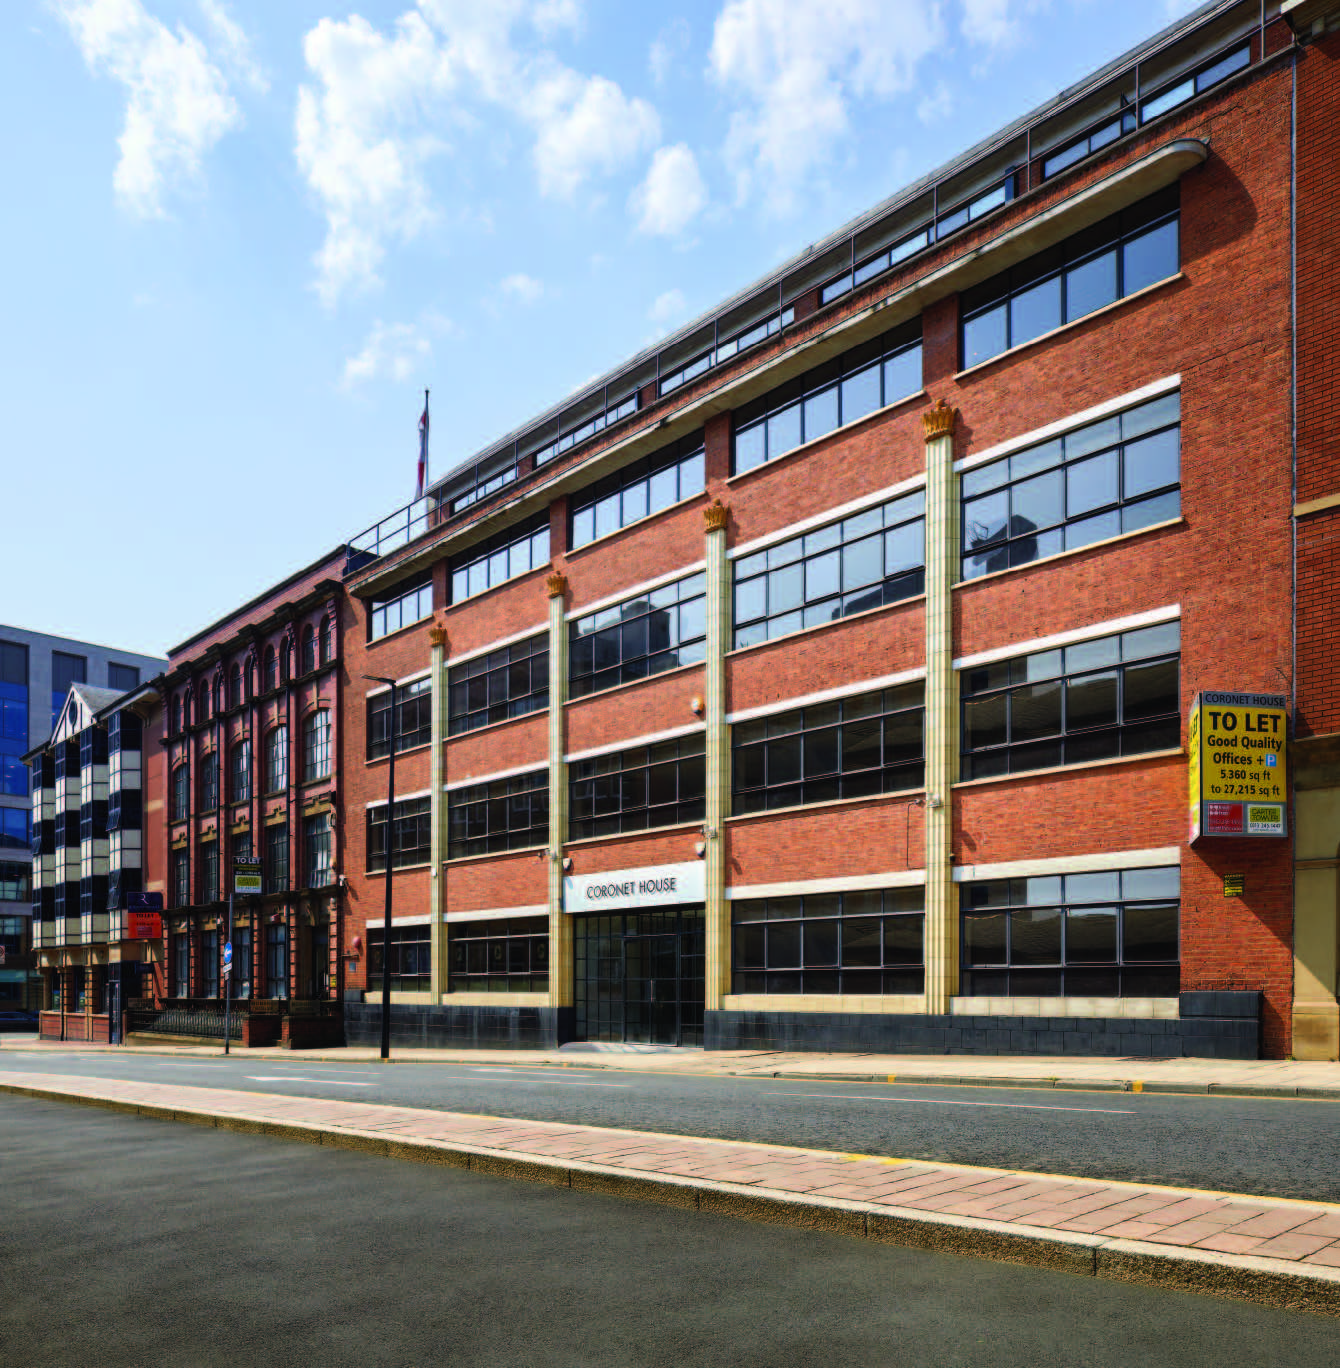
[574,907,705,1046]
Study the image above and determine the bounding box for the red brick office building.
[333,0,1340,1060]
[152,551,348,1046]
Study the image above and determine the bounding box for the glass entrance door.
[575,907,704,1045]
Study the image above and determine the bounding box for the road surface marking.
[245,1076,372,1086]
[775,1091,1133,1115]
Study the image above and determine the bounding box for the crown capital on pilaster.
[546,572,568,600]
[703,500,729,533]
[922,399,958,441]
[427,625,448,650]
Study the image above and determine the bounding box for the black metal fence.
[125,998,344,1041]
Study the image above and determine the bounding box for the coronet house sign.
[1188,691,1288,841]
[563,861,705,912]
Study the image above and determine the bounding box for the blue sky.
[2,0,1200,657]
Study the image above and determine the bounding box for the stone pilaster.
[703,501,731,1010]
[428,625,448,999]
[922,400,959,1016]
[546,574,572,1007]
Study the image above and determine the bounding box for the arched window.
[182,692,191,729]
[171,763,189,821]
[212,675,223,715]
[198,750,219,811]
[228,663,242,710]
[319,617,333,666]
[265,726,288,792]
[171,695,182,735]
[300,625,316,676]
[302,710,331,781]
[197,681,210,721]
[230,739,252,803]
[263,646,277,693]
[280,639,292,684]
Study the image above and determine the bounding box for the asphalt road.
[2,1096,1334,1368]
[2,1048,1338,1201]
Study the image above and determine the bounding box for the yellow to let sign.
[1189,691,1288,840]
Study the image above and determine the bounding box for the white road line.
[458,1077,631,1089]
[245,1077,372,1086]
[775,1091,1133,1115]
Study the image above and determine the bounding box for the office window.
[198,750,219,811]
[263,647,277,693]
[172,930,189,994]
[658,305,795,397]
[52,651,86,727]
[0,862,30,902]
[0,808,32,852]
[733,323,922,476]
[570,433,706,549]
[300,625,316,674]
[302,710,331,781]
[450,513,550,604]
[1140,42,1250,123]
[304,812,332,888]
[171,694,183,735]
[570,572,706,700]
[447,770,549,859]
[265,823,288,894]
[448,633,549,736]
[960,622,1180,780]
[234,925,253,998]
[733,489,925,649]
[229,739,252,803]
[168,763,187,822]
[319,617,334,665]
[534,391,640,466]
[198,680,211,722]
[369,574,432,642]
[369,924,433,992]
[265,726,288,793]
[960,186,1179,369]
[198,841,218,904]
[171,848,190,907]
[570,735,705,840]
[226,663,242,710]
[448,916,549,993]
[733,889,925,995]
[0,657,27,795]
[961,392,1180,579]
[233,829,253,866]
[962,865,1180,997]
[202,930,220,998]
[732,683,925,814]
[368,796,433,871]
[266,921,288,999]
[108,662,140,693]
[368,678,432,759]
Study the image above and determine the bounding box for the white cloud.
[917,82,954,125]
[198,0,267,93]
[341,316,445,388]
[296,2,661,304]
[649,17,691,86]
[708,0,945,213]
[630,143,706,237]
[648,287,687,331]
[499,271,544,303]
[51,0,242,217]
[528,69,660,199]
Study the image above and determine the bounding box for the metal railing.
[127,1001,241,1041]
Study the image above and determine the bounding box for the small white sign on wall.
[563,861,705,913]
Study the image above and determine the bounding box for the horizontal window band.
[953,747,1183,791]
[365,667,432,700]
[444,904,548,923]
[444,761,548,792]
[446,623,549,670]
[364,912,434,929]
[566,562,706,623]
[364,788,433,810]
[565,722,706,764]
[728,870,926,899]
[952,846,1180,883]
[955,374,1180,474]
[727,667,927,724]
[954,517,1184,591]
[954,604,1179,671]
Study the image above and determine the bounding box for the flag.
[416,391,430,500]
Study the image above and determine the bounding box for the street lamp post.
[364,675,397,1061]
